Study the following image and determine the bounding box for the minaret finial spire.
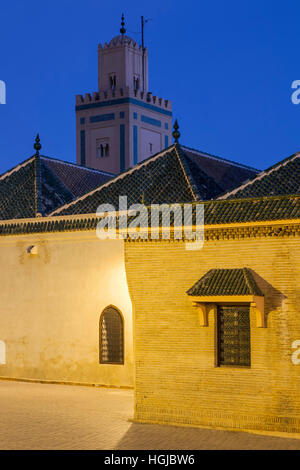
[34,133,41,155]
[172,119,180,144]
[120,13,126,36]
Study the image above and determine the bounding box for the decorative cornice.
[0,213,299,241]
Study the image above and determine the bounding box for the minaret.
[76,14,172,174]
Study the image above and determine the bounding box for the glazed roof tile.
[0,193,298,237]
[0,154,113,220]
[181,145,259,192]
[219,151,300,199]
[51,145,223,216]
[186,268,263,297]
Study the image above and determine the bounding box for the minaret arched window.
[97,140,110,158]
[100,306,124,364]
[133,76,139,91]
[109,74,117,90]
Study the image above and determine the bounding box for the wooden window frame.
[216,304,251,368]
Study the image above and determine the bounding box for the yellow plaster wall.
[125,233,300,432]
[0,231,133,387]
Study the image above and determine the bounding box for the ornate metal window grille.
[100,307,124,364]
[217,305,251,367]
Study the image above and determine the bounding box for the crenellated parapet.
[98,36,146,51]
[75,87,172,112]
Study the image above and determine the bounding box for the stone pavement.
[0,380,300,450]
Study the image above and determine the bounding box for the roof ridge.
[242,267,253,294]
[174,145,198,201]
[34,153,42,216]
[40,155,114,177]
[50,144,177,216]
[218,151,300,200]
[181,144,260,172]
[0,155,35,181]
[41,159,74,200]
[264,149,300,171]
[177,145,225,200]
[243,267,264,296]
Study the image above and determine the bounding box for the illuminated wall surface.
[1,219,300,433]
[125,228,300,433]
[0,232,133,387]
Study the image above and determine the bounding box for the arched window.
[133,76,139,91]
[100,307,124,364]
[109,74,116,90]
[97,140,110,158]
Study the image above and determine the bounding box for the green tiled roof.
[51,145,223,216]
[0,154,113,220]
[182,145,259,192]
[120,193,300,228]
[203,194,300,224]
[220,151,300,200]
[0,194,299,237]
[187,268,263,297]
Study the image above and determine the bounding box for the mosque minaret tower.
[76,14,172,174]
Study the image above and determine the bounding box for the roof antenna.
[120,13,126,36]
[34,133,41,155]
[141,16,152,92]
[141,16,145,92]
[172,119,180,144]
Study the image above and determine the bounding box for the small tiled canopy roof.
[187,268,263,297]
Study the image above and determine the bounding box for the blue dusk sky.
[0,0,300,174]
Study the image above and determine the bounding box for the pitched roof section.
[187,268,263,297]
[204,194,300,224]
[181,145,259,192]
[219,151,300,200]
[51,145,223,216]
[0,194,299,237]
[40,156,112,199]
[0,154,113,220]
[0,156,37,220]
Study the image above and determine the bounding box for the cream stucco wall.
[0,231,133,387]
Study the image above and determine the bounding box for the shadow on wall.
[249,269,287,323]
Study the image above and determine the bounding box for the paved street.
[0,380,300,450]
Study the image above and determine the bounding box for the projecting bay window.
[217,305,251,367]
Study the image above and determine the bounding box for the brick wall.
[125,231,300,433]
